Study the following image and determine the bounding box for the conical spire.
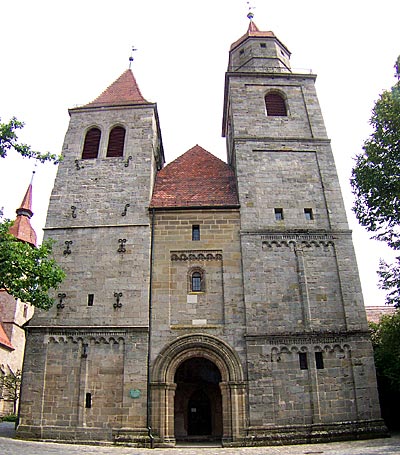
[84,69,149,108]
[8,181,37,247]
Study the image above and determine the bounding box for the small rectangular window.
[192,225,200,241]
[315,352,324,369]
[260,43,266,48]
[85,392,92,409]
[304,208,314,220]
[274,208,284,221]
[299,352,308,370]
[87,294,94,306]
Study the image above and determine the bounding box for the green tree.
[0,220,65,310]
[351,58,400,307]
[0,369,22,415]
[369,311,400,428]
[0,117,64,309]
[0,117,61,163]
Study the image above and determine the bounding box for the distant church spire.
[8,176,37,247]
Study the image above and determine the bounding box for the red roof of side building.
[0,323,13,350]
[83,69,149,108]
[150,145,239,209]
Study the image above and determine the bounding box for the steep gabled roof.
[150,145,239,209]
[8,183,37,247]
[83,69,150,108]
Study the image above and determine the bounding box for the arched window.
[188,268,205,293]
[82,127,101,159]
[192,272,202,292]
[265,92,287,116]
[106,126,126,157]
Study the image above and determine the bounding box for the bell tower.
[222,18,385,439]
[18,69,164,442]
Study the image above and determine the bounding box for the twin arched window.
[81,126,126,159]
[265,92,287,116]
[106,126,126,157]
[82,127,101,159]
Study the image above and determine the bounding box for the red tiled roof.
[84,69,149,107]
[230,21,289,55]
[150,145,239,208]
[8,183,37,247]
[0,323,13,350]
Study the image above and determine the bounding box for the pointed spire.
[84,69,149,108]
[8,180,37,247]
[248,20,259,33]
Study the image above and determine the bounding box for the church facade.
[17,21,386,446]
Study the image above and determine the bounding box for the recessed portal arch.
[174,357,222,441]
[151,333,246,446]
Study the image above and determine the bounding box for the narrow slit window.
[106,126,126,157]
[82,127,101,159]
[274,208,284,221]
[265,92,287,116]
[299,352,308,370]
[85,392,92,408]
[87,294,94,306]
[192,225,200,241]
[315,352,324,369]
[304,208,314,220]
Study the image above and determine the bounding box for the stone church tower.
[17,20,386,446]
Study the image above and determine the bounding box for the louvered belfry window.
[106,126,126,157]
[82,128,101,159]
[265,92,287,116]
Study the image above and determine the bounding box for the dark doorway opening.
[174,357,222,442]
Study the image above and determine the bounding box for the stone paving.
[1,424,400,455]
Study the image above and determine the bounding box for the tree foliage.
[0,117,61,163]
[0,369,21,415]
[0,220,65,310]
[369,311,400,429]
[370,311,400,391]
[351,59,400,306]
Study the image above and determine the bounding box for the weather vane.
[246,1,255,21]
[129,46,137,69]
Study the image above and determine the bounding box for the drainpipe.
[146,208,155,448]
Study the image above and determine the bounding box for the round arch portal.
[150,334,246,446]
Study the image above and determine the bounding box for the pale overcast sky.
[0,0,399,306]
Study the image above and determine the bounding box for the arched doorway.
[151,334,246,446]
[174,357,222,441]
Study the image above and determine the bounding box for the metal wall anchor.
[121,203,130,216]
[63,240,73,255]
[124,156,132,167]
[118,238,127,253]
[57,293,66,309]
[75,159,84,170]
[114,292,123,308]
